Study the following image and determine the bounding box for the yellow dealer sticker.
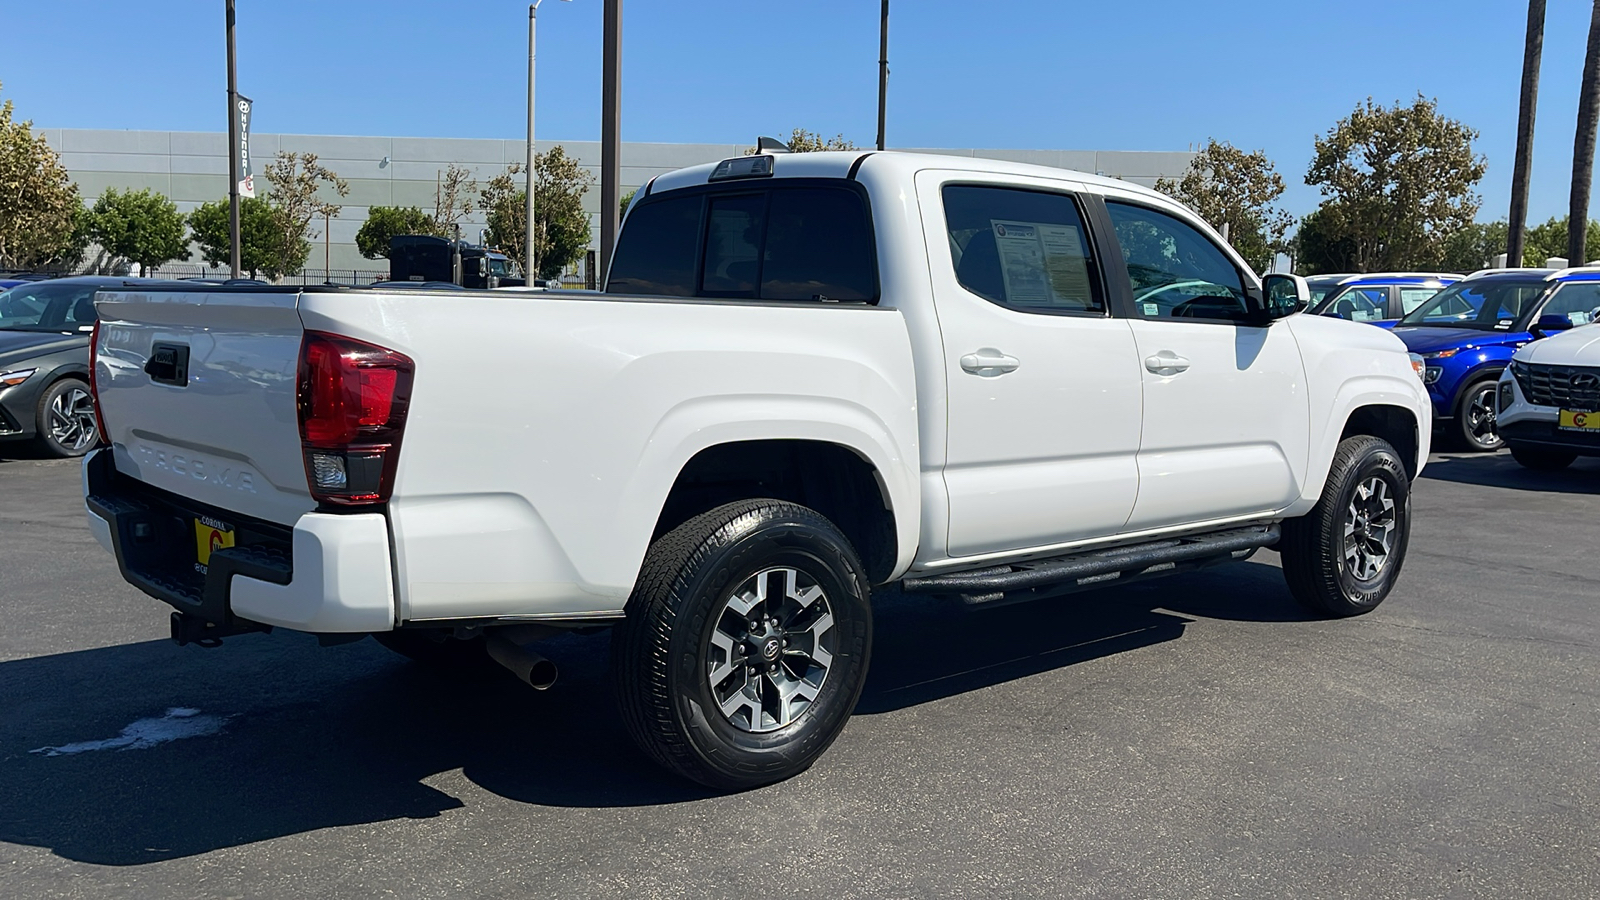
[194,516,235,567]
[1558,409,1600,432]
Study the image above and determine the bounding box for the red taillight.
[88,319,109,444]
[296,331,414,507]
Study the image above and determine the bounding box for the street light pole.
[600,0,622,283]
[526,3,539,282]
[876,0,888,151]
[225,0,241,278]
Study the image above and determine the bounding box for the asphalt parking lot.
[2,450,1597,899]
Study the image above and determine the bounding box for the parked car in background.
[1306,273,1461,324]
[1391,268,1600,451]
[1499,317,1600,470]
[0,276,176,457]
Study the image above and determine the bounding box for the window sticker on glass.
[989,220,1092,307]
[1143,302,1159,316]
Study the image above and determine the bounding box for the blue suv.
[1305,272,1460,324]
[1391,269,1600,450]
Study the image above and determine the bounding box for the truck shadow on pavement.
[1420,451,1600,494]
[0,561,1304,866]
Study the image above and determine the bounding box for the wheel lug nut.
[769,664,778,673]
[748,666,758,675]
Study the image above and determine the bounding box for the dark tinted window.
[701,194,766,296]
[607,185,876,303]
[760,189,875,302]
[1106,202,1248,322]
[605,194,701,296]
[941,185,1102,312]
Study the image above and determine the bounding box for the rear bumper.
[82,448,396,635]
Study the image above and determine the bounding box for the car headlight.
[1408,353,1426,380]
[0,368,38,387]
[1421,348,1460,360]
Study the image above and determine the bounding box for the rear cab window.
[606,182,876,303]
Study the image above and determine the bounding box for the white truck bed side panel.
[297,291,921,621]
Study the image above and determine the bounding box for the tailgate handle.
[145,343,190,387]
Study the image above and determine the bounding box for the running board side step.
[901,524,1280,608]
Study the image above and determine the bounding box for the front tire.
[612,500,872,790]
[1281,435,1412,617]
[33,378,99,458]
[1509,444,1577,471]
[1455,378,1504,451]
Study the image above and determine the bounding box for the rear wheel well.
[1341,405,1420,479]
[652,440,897,584]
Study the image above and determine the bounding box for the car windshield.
[1397,279,1547,330]
[0,282,100,332]
[1306,280,1344,305]
[487,257,519,278]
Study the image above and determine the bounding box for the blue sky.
[3,0,1596,224]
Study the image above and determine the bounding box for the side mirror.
[1261,273,1310,319]
[1532,313,1576,337]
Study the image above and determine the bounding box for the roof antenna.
[756,136,791,153]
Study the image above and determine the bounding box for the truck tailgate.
[94,287,313,526]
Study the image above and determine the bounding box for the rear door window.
[940,185,1103,313]
[1399,286,1442,314]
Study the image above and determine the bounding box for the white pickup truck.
[84,150,1431,788]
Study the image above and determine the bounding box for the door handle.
[960,349,1021,376]
[1144,351,1191,376]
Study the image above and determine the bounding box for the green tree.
[87,188,188,276]
[480,146,593,279]
[432,163,475,236]
[261,151,348,279]
[1440,220,1510,273]
[1291,204,1358,275]
[0,80,82,270]
[1524,215,1600,264]
[1155,138,1294,272]
[188,196,281,278]
[356,206,438,259]
[1306,95,1487,271]
[745,128,859,155]
[619,188,637,221]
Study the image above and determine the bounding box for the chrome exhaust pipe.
[486,633,558,690]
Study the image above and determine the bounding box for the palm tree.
[1509,0,1546,267]
[1570,0,1600,265]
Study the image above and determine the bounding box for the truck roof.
[645,150,1176,204]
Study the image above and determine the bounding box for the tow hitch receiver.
[170,611,268,648]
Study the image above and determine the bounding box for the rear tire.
[612,500,872,790]
[1281,435,1411,617]
[1508,444,1577,471]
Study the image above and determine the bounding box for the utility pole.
[225,0,241,278]
[876,0,888,151]
[526,3,539,281]
[600,0,622,281]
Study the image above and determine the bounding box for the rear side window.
[606,194,701,296]
[941,185,1103,313]
[606,185,876,303]
[1400,286,1442,314]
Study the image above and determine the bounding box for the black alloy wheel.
[34,378,99,458]
[1280,435,1412,617]
[1457,379,1504,451]
[612,499,873,790]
